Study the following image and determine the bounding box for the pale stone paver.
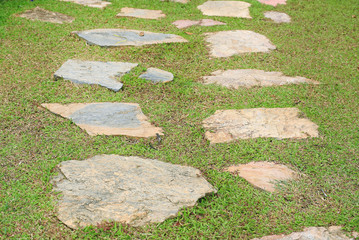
[264,11,291,23]
[198,1,252,18]
[173,19,226,29]
[257,0,286,6]
[61,0,111,8]
[18,7,74,24]
[139,68,174,83]
[116,8,166,20]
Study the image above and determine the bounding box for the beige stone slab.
[61,0,111,8]
[116,8,165,20]
[198,1,252,18]
[18,7,74,24]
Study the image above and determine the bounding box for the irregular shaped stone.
[139,68,174,83]
[264,11,291,23]
[173,19,226,29]
[257,0,286,7]
[198,1,251,18]
[54,60,138,91]
[205,30,276,57]
[161,0,189,3]
[18,7,74,24]
[73,29,188,47]
[41,103,163,137]
[225,162,299,192]
[203,108,319,143]
[116,8,165,20]
[203,69,319,88]
[52,154,217,229]
[61,0,111,8]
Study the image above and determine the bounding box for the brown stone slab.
[116,8,166,20]
[18,7,74,24]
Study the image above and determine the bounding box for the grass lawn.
[0,0,358,238]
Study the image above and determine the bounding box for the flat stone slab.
[54,60,138,91]
[264,11,291,23]
[41,103,163,137]
[225,162,298,192]
[198,1,251,18]
[173,19,226,29]
[205,30,276,57]
[73,29,188,47]
[139,68,174,83]
[257,0,286,6]
[116,8,165,20]
[61,0,111,8]
[202,108,319,143]
[203,69,319,88]
[18,7,74,24]
[52,154,217,228]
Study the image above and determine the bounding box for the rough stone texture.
[203,69,319,88]
[202,108,319,143]
[54,60,138,91]
[73,29,188,47]
[173,19,226,29]
[18,7,74,24]
[257,0,286,7]
[161,0,189,3]
[139,68,174,83]
[264,11,291,23]
[52,154,217,229]
[41,102,163,137]
[205,30,276,57]
[225,162,299,192]
[61,0,111,8]
[116,8,165,20]
[198,1,252,18]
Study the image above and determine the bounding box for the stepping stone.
[41,102,163,137]
[61,0,111,8]
[116,8,165,20]
[51,154,217,229]
[257,0,286,7]
[264,11,291,23]
[225,162,299,192]
[54,60,138,92]
[73,29,188,47]
[139,68,174,83]
[18,7,74,24]
[161,0,189,3]
[203,69,319,88]
[173,19,226,29]
[202,108,319,144]
[205,30,276,58]
[198,1,252,19]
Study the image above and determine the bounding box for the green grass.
[0,0,358,239]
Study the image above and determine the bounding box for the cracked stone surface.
[73,29,188,47]
[205,30,276,57]
[202,108,319,143]
[198,1,251,18]
[52,154,217,229]
[41,102,163,137]
[116,8,165,19]
[18,7,74,24]
[264,11,291,23]
[203,69,319,88]
[225,162,299,192]
[54,60,138,91]
[173,19,226,29]
[139,68,174,83]
[61,0,111,8]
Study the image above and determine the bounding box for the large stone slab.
[205,30,276,57]
[139,68,174,83]
[203,69,319,88]
[116,8,165,20]
[225,162,298,192]
[202,108,319,143]
[257,0,286,7]
[41,103,163,137]
[198,1,251,18]
[61,0,111,8]
[18,7,74,24]
[173,19,226,29]
[52,154,217,228]
[54,60,138,92]
[73,29,188,47]
[264,11,291,23]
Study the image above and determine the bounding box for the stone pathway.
[173,19,226,29]
[198,1,252,19]
[257,0,286,7]
[264,11,291,23]
[61,0,111,8]
[139,68,174,83]
[18,7,74,24]
[116,8,165,20]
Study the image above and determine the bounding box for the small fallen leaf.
[185,32,193,35]
[139,32,144,36]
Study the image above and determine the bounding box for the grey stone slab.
[18,7,74,24]
[198,1,251,18]
[139,68,174,83]
[172,19,226,29]
[264,11,291,23]
[54,60,138,92]
[116,8,165,19]
[61,0,111,8]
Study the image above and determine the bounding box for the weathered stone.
[161,0,189,3]
[173,19,226,29]
[225,162,299,192]
[54,60,138,91]
[41,103,163,137]
[198,1,251,18]
[73,29,188,47]
[264,11,291,23]
[18,7,74,24]
[257,0,286,7]
[61,0,111,8]
[203,108,319,143]
[116,8,165,20]
[139,68,174,83]
[203,69,319,88]
[205,30,276,57]
[52,154,217,229]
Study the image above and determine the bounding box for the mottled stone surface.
[258,0,286,7]
[205,30,276,57]
[73,29,188,47]
[61,0,111,8]
[225,162,298,192]
[139,68,174,83]
[54,60,138,91]
[42,103,163,137]
[173,19,226,29]
[264,11,291,23]
[198,1,251,18]
[203,69,319,88]
[116,8,165,19]
[203,108,319,143]
[52,154,217,229]
[18,7,74,24]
